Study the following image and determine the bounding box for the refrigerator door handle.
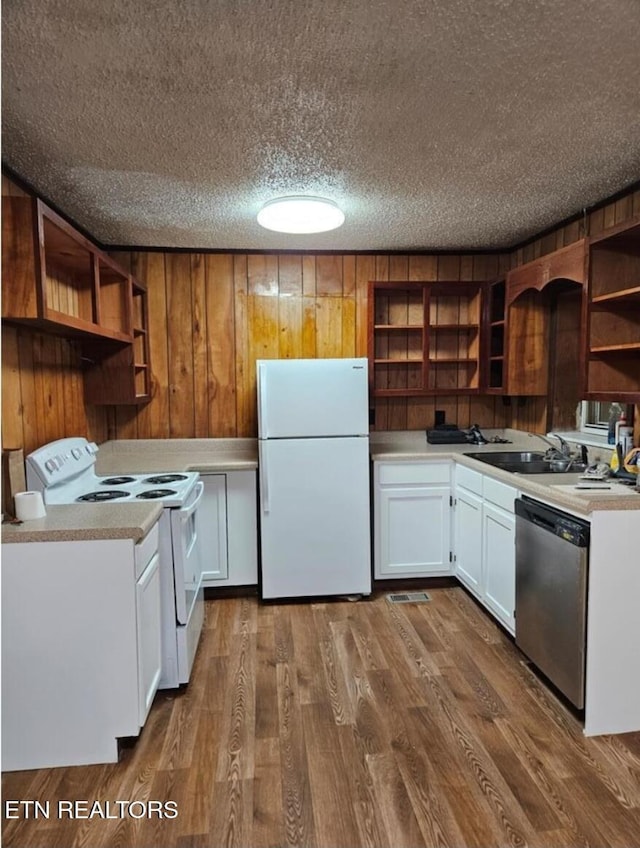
[257,361,267,438]
[259,441,270,514]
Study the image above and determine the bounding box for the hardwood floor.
[3,587,640,847]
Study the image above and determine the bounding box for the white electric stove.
[25,437,205,689]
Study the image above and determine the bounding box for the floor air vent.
[386,592,431,604]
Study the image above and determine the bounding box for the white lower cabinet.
[454,464,517,634]
[198,470,258,587]
[199,474,229,581]
[482,501,516,631]
[135,550,163,725]
[1,522,162,771]
[374,461,452,579]
[453,485,483,593]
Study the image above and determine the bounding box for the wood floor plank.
[367,751,426,847]
[3,588,640,848]
[302,701,362,847]
[252,737,284,848]
[214,626,256,782]
[275,661,316,846]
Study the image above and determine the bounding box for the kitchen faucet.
[468,424,488,445]
[529,432,572,458]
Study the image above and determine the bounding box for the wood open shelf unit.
[484,278,506,393]
[2,198,132,341]
[586,218,640,402]
[2,195,152,404]
[368,280,483,397]
[83,279,151,405]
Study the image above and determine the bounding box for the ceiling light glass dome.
[257,196,345,234]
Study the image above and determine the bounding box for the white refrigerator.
[257,357,372,600]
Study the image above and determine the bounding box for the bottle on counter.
[615,411,634,455]
[607,403,623,445]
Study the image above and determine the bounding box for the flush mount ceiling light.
[257,196,345,234]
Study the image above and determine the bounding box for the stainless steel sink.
[465,451,547,463]
[464,451,588,475]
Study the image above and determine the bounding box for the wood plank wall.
[2,176,639,453]
[109,251,528,440]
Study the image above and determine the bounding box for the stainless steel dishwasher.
[514,496,590,709]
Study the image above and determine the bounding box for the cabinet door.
[482,502,516,634]
[198,474,228,584]
[454,487,483,595]
[376,485,451,578]
[136,551,162,726]
[225,470,258,586]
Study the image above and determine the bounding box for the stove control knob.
[72,448,82,459]
[45,459,57,472]
[56,454,66,467]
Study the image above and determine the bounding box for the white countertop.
[1,503,163,544]
[96,437,258,474]
[3,431,636,543]
[370,428,639,516]
[2,438,257,544]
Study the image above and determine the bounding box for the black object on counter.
[468,424,489,445]
[426,426,470,444]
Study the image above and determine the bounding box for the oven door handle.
[177,480,204,521]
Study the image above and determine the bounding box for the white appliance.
[257,357,372,599]
[25,437,205,689]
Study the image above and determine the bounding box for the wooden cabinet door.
[198,474,228,584]
[453,486,483,594]
[376,484,451,578]
[482,502,516,634]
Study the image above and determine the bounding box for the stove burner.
[136,488,177,500]
[101,476,136,485]
[77,490,131,502]
[143,474,188,485]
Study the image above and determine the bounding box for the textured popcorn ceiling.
[2,0,640,251]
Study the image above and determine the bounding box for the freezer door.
[259,436,371,599]
[257,358,368,438]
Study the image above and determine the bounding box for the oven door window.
[170,481,204,625]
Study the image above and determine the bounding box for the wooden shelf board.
[429,357,479,364]
[430,323,479,330]
[590,342,640,353]
[591,285,640,305]
[44,309,131,343]
[374,358,424,365]
[374,324,423,330]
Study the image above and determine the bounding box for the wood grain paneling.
[3,175,639,448]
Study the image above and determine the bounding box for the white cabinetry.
[453,483,483,593]
[198,470,258,587]
[135,550,162,725]
[1,522,162,771]
[199,474,229,581]
[454,465,517,634]
[374,461,452,579]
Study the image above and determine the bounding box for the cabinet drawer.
[378,461,450,486]
[483,476,518,512]
[455,464,483,495]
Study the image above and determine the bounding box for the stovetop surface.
[46,471,199,507]
[26,438,199,507]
